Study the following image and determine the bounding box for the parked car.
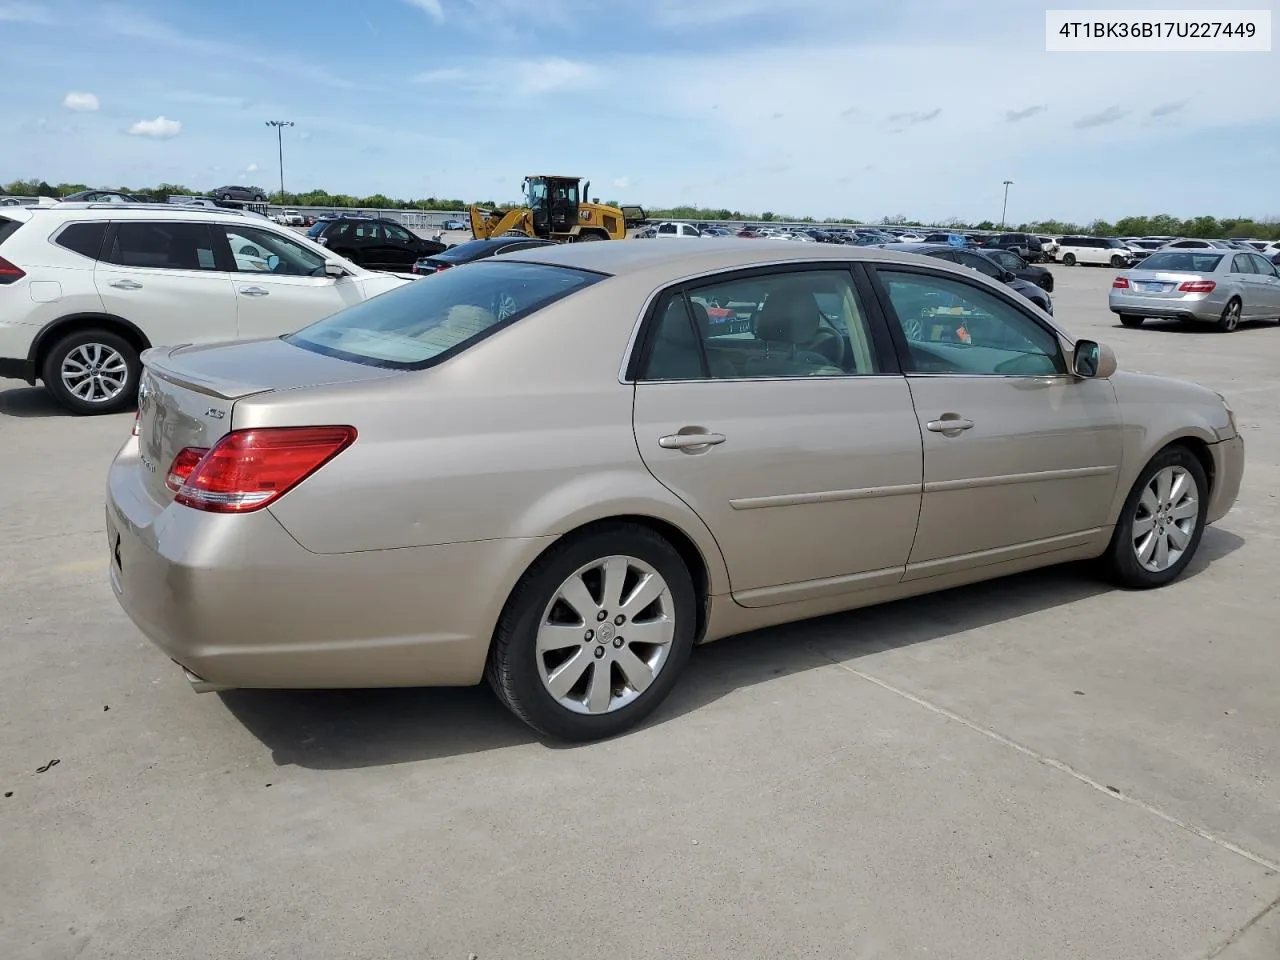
[104,240,1243,741]
[653,221,704,238]
[1109,248,1280,332]
[213,185,269,202]
[1055,236,1137,268]
[61,190,141,204]
[440,218,468,231]
[984,233,1047,262]
[920,232,978,247]
[0,203,413,413]
[878,243,1053,313]
[412,236,556,275]
[1161,238,1237,250]
[309,215,446,270]
[980,248,1055,292]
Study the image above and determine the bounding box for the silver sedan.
[1109,248,1280,332]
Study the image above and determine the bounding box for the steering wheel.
[805,323,847,369]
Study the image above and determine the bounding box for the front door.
[870,265,1124,579]
[631,266,923,607]
[94,220,237,348]
[216,224,367,337]
[378,221,423,270]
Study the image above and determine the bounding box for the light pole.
[265,120,294,205]
[1000,179,1014,228]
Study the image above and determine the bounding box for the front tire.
[1110,255,1126,268]
[576,231,605,242]
[1100,445,1207,588]
[1119,314,1144,327]
[1038,276,1054,293]
[41,329,140,415]
[1062,253,1077,266]
[486,523,697,741]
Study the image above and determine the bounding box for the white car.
[279,209,304,226]
[653,221,704,238]
[1054,235,1137,268]
[0,202,413,414]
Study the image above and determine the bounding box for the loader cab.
[525,175,580,237]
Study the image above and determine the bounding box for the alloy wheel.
[60,343,129,403]
[536,555,676,715]
[1131,465,1199,573]
[1220,300,1241,332]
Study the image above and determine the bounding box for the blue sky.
[2,0,1277,222]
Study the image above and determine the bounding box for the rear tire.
[1100,446,1207,589]
[1063,253,1077,266]
[41,328,140,416]
[576,231,605,242]
[486,523,697,742]
[1217,298,1242,332]
[1119,314,1144,328]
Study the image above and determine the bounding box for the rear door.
[217,223,367,337]
[95,220,238,347]
[630,264,923,607]
[1247,254,1280,315]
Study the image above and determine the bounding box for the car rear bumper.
[106,436,553,691]
[1108,291,1224,322]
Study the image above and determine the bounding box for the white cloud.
[402,0,444,21]
[0,2,53,24]
[410,67,468,84]
[62,91,99,112]
[127,116,182,139]
[513,58,596,95]
[245,162,259,172]
[613,176,632,189]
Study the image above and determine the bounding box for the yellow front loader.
[469,175,628,243]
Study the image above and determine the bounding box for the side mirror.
[323,260,347,278]
[1072,339,1117,379]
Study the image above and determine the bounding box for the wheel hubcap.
[1224,303,1240,330]
[1132,465,1199,573]
[536,555,675,715]
[61,343,128,403]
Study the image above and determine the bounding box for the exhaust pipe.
[179,664,234,694]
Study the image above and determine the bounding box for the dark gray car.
[212,185,268,202]
[877,243,1054,314]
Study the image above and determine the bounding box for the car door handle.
[108,279,143,290]
[659,431,726,450]
[926,416,975,433]
[239,286,270,297]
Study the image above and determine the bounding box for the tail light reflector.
[1178,280,1216,293]
[0,255,25,284]
[1112,277,1129,289]
[171,426,356,513]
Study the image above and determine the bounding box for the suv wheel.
[1110,254,1126,268]
[1062,253,1077,266]
[41,329,140,415]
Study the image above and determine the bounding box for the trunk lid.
[136,336,399,505]
[1123,271,1202,297]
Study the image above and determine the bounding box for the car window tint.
[384,222,414,243]
[54,222,108,260]
[641,269,882,380]
[1230,254,1255,274]
[222,225,326,276]
[286,260,600,369]
[877,269,1064,376]
[106,222,220,271]
[957,252,1002,278]
[1137,252,1223,273]
[1249,254,1278,276]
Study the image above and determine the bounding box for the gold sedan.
[106,240,1244,741]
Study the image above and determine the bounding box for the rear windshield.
[285,260,602,369]
[1137,252,1224,273]
[305,222,327,237]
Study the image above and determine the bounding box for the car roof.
[4,202,268,221]
[502,237,979,276]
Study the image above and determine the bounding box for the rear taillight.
[1112,277,1129,289]
[165,446,209,492]
[171,426,356,513]
[132,409,141,436]
[0,255,25,284]
[1178,280,1216,293]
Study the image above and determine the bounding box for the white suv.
[0,202,413,414]
[1054,235,1138,268]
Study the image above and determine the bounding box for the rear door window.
[104,222,222,270]
[0,216,24,248]
[1230,254,1255,274]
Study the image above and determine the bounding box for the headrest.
[756,285,821,343]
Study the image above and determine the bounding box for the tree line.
[5,179,1278,240]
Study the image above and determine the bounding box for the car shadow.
[0,384,67,419]
[221,526,1244,770]
[1115,319,1274,334]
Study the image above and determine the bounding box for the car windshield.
[285,260,602,369]
[1136,252,1224,273]
[305,222,326,238]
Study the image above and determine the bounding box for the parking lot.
[2,264,1277,959]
